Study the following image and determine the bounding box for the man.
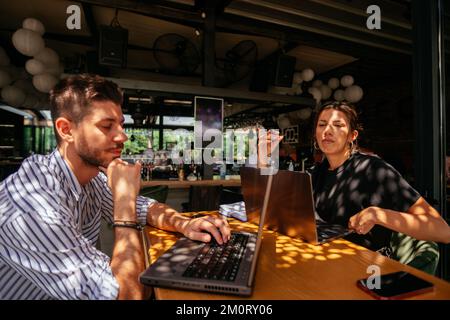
[0,74,230,300]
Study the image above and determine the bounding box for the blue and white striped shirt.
[0,150,155,300]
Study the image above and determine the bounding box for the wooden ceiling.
[0,0,433,120]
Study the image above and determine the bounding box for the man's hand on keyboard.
[182,215,231,245]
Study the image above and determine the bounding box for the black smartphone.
[356,271,434,300]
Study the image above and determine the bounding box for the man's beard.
[77,134,123,168]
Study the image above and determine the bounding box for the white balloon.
[0,69,12,88]
[308,86,322,104]
[1,85,26,106]
[293,72,303,84]
[344,85,364,103]
[340,75,354,87]
[12,28,45,57]
[312,80,322,88]
[32,73,58,93]
[328,77,340,89]
[319,84,332,100]
[277,114,291,129]
[301,68,314,82]
[0,47,10,66]
[22,18,45,36]
[334,89,345,101]
[34,47,59,67]
[25,59,45,75]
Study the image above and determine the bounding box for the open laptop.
[139,167,273,296]
[246,170,353,245]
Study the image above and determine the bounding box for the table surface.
[143,212,450,300]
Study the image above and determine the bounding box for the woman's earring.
[313,140,320,150]
[349,140,354,152]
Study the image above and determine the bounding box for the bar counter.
[140,176,241,189]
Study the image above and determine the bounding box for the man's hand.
[348,206,382,234]
[182,215,231,245]
[104,159,142,200]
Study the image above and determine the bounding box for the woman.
[310,101,450,251]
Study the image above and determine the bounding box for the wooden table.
[141,177,241,189]
[143,212,450,300]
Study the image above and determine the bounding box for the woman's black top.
[309,152,421,251]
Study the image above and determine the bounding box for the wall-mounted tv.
[194,96,223,149]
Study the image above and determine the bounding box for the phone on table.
[356,271,434,300]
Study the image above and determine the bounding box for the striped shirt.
[0,150,155,300]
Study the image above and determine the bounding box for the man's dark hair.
[49,74,123,144]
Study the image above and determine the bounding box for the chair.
[139,185,169,203]
[182,185,223,212]
[390,232,440,275]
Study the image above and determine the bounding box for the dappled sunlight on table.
[273,234,367,269]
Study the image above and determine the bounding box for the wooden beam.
[226,1,411,54]
[77,0,203,29]
[61,74,315,105]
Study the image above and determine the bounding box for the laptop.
[139,167,273,296]
[246,170,353,245]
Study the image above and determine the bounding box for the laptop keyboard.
[317,223,349,240]
[182,233,249,282]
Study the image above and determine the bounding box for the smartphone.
[356,271,434,300]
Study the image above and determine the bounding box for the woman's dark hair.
[313,100,363,153]
[49,74,123,144]
[313,100,362,132]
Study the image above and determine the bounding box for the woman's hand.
[181,215,231,245]
[348,206,383,234]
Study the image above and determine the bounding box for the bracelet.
[112,221,144,231]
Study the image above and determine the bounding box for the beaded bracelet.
[112,220,144,231]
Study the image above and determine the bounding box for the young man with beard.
[0,74,230,300]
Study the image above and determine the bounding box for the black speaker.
[270,54,296,87]
[99,25,128,67]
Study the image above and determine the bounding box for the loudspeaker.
[249,54,297,92]
[99,25,128,67]
[86,51,110,76]
[270,54,296,87]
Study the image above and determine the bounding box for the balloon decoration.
[1,85,26,106]
[333,89,345,101]
[344,85,364,103]
[0,18,63,109]
[12,28,45,57]
[10,17,62,99]
[277,114,291,129]
[340,75,354,87]
[328,77,340,90]
[32,73,59,93]
[301,68,314,82]
[25,59,46,75]
[22,18,45,36]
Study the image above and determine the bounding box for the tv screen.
[194,96,223,149]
